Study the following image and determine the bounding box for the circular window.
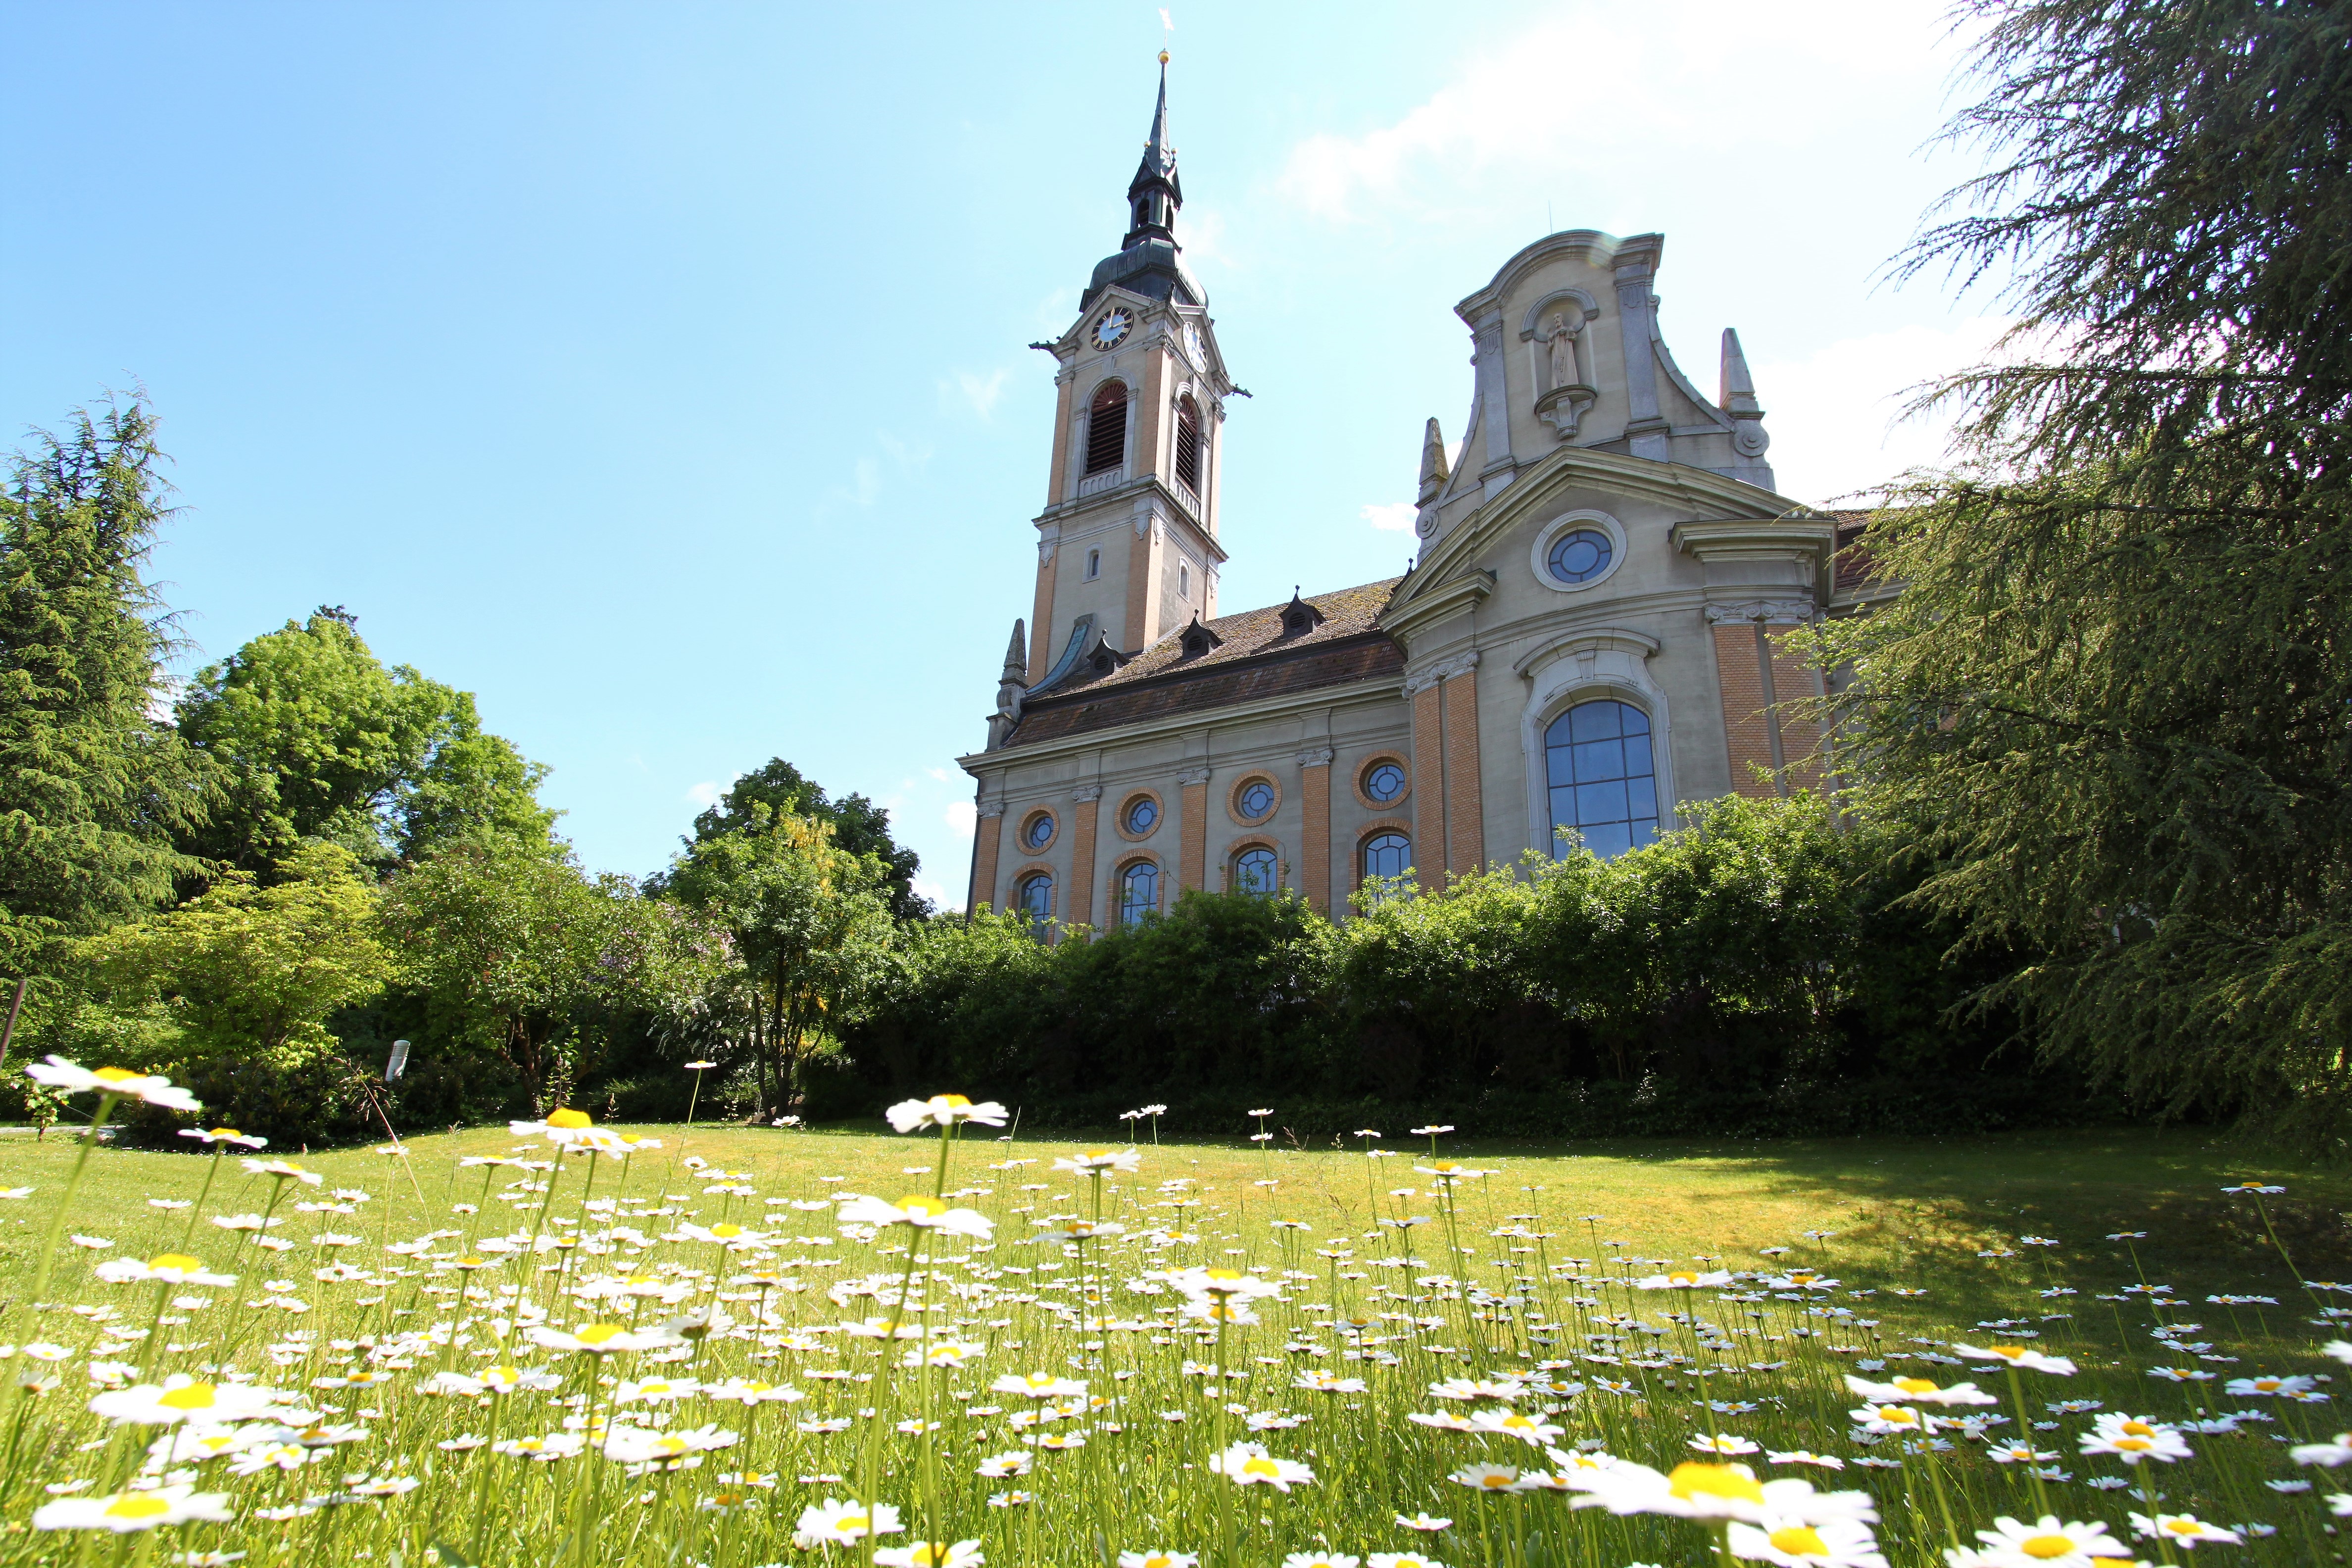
[1364,763,1405,803]
[1546,528,1613,585]
[1022,812,1054,850]
[1124,796,1158,834]
[1237,781,1275,821]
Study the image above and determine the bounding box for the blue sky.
[2,1,2008,905]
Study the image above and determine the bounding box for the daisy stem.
[181,1144,227,1249]
[2002,1367,2052,1519]
[471,1394,505,1563]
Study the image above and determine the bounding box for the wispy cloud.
[684,780,724,808]
[942,368,1010,419]
[1753,315,2014,502]
[1360,501,1416,533]
[944,800,977,838]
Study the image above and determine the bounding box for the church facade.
[958,67,1864,930]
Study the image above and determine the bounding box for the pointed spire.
[1418,416,1450,504]
[1000,618,1028,683]
[1719,329,1761,416]
[1123,53,1183,250]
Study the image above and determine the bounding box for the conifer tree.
[0,399,209,967]
[1814,0,2352,1141]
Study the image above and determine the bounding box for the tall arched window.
[1016,872,1055,939]
[1544,700,1660,859]
[1118,861,1159,928]
[1231,846,1278,897]
[1362,832,1411,882]
[1175,395,1204,493]
[1085,382,1127,476]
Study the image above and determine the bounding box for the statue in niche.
[1546,312,1581,391]
[1534,307,1597,441]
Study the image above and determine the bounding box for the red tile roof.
[1003,578,1405,748]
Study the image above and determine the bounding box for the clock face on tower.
[1183,321,1203,361]
[1091,309,1132,350]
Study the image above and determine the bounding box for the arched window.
[1085,382,1127,476]
[1361,832,1411,902]
[1231,846,1278,896]
[1085,548,1100,580]
[1544,700,1660,859]
[1175,395,1204,493]
[1118,860,1159,927]
[1016,872,1054,938]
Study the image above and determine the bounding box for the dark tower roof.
[1083,53,1205,313]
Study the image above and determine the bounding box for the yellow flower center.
[103,1494,172,1519]
[1666,1462,1765,1505]
[1989,1346,2026,1359]
[148,1254,202,1273]
[934,1094,972,1110]
[1769,1526,1828,1557]
[1668,1272,1700,1286]
[839,1513,868,1531]
[1877,1406,1918,1424]
[1241,1457,1281,1478]
[157,1383,218,1410]
[547,1109,592,1129]
[2120,1419,2156,1436]
[209,1127,241,1138]
[1893,1377,1939,1394]
[576,1324,624,1346]
[93,1068,143,1084]
[2254,1379,2281,1391]
[896,1196,945,1219]
[1478,1471,1512,1488]
[2115,1436,2153,1451]
[2164,1520,2201,1536]
[2020,1537,2075,1560]
[711,1224,742,1239]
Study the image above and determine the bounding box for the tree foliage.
[679,758,928,922]
[176,608,556,873]
[0,399,211,967]
[1812,0,2352,1145]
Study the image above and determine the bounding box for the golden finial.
[1159,49,1171,65]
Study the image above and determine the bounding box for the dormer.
[1176,613,1224,660]
[1276,589,1326,639]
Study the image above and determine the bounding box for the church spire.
[1123,52,1183,250]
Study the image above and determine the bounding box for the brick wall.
[1442,669,1484,877]
[1066,796,1100,930]
[968,810,1005,913]
[1766,627,1827,791]
[1179,780,1207,891]
[1411,683,1446,892]
[1299,758,1331,914]
[1712,623,1779,800]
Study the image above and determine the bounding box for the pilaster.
[1297,747,1333,915]
[1067,787,1103,930]
[1442,668,1484,876]
[969,802,1007,913]
[1410,685,1446,892]
[1176,765,1210,891]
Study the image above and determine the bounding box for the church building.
[958,63,1863,930]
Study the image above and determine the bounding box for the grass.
[0,1109,2347,1567]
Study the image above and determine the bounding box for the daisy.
[1724,1516,1886,1568]
[1952,1344,2075,1375]
[94,1255,236,1288]
[238,1159,322,1187]
[2080,1415,2192,1465]
[1635,1269,1734,1290]
[25,1057,202,1112]
[1842,1374,1998,1407]
[1281,1556,1360,1568]
[2130,1515,2241,1548]
[32,1485,232,1532]
[88,1376,284,1427]
[1055,1149,1143,1175]
[1209,1441,1314,1491]
[178,1127,265,1148]
[836,1194,994,1238]
[1368,1556,1448,1568]
[1450,1463,1520,1491]
[1566,1461,1875,1526]
[528,1322,681,1355]
[1958,1516,2131,1568]
[1394,1514,1452,1532]
[874,1542,984,1568]
[2225,1374,2316,1397]
[884,1095,1010,1132]
[2290,1432,2352,1467]
[1116,1553,1198,1568]
[797,1499,903,1544]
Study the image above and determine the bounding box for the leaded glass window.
[1543,699,1660,858]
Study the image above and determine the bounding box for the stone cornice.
[956,677,1404,778]
[1402,648,1480,697]
[1381,569,1495,643]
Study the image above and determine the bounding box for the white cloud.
[945,368,1009,419]
[684,780,724,808]
[1274,2,1955,224]
[926,766,953,782]
[1753,315,2014,503]
[1361,501,1417,533]
[944,800,977,838]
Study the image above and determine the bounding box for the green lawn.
[5,1119,2343,1321]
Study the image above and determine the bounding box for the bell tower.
[1017,55,1237,699]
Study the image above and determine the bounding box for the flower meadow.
[2,1065,2351,1567]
